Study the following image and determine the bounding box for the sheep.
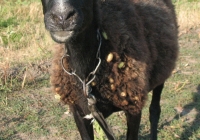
[41,0,178,139]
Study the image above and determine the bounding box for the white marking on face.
[51,31,73,42]
[58,0,67,13]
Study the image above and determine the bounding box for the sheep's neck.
[65,25,99,80]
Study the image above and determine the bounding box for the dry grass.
[0,1,54,89]
[0,1,54,67]
[0,1,55,90]
[0,1,199,66]
[176,1,200,32]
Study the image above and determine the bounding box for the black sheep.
[41,0,179,139]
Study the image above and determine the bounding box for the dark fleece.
[50,0,178,115]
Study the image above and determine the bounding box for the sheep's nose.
[51,10,75,28]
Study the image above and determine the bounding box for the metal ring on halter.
[86,75,96,86]
[90,58,101,75]
[61,54,84,84]
[61,54,72,75]
[87,94,97,105]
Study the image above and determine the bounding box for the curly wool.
[51,45,148,114]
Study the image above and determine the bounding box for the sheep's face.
[41,0,94,43]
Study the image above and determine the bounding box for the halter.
[60,29,116,140]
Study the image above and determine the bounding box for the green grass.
[0,0,200,140]
[0,0,53,64]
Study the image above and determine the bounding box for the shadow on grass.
[159,84,200,139]
[137,85,200,140]
[179,84,200,139]
[1,116,26,140]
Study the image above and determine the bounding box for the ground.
[0,0,200,140]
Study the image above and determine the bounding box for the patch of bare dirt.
[0,59,51,85]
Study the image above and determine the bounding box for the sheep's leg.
[149,83,164,140]
[70,104,94,140]
[125,111,142,140]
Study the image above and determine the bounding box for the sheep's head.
[41,0,94,43]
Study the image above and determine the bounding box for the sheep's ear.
[41,0,49,14]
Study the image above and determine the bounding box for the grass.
[175,0,200,31]
[0,0,200,139]
[0,0,53,65]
